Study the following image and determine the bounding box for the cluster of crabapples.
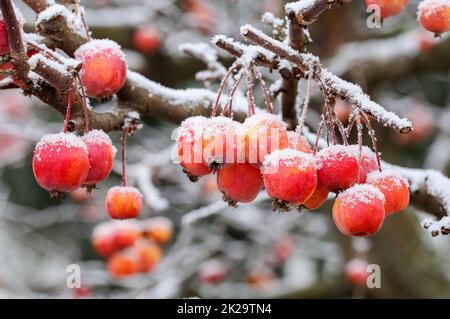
[31,130,144,220]
[92,217,173,277]
[177,114,410,237]
[364,0,450,35]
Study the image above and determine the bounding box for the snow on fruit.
[33,133,90,195]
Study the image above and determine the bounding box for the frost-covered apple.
[262,149,317,206]
[32,133,90,194]
[82,129,115,186]
[418,0,450,35]
[332,184,385,237]
[75,39,127,99]
[217,162,263,205]
[105,186,143,219]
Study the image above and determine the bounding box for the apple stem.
[121,128,127,186]
[63,78,74,133]
[76,74,89,133]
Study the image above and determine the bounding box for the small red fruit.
[105,186,143,219]
[107,250,139,277]
[186,0,218,34]
[92,222,116,257]
[135,241,163,272]
[332,184,385,237]
[142,217,174,245]
[345,258,369,286]
[316,145,360,192]
[202,116,239,168]
[418,0,450,35]
[349,145,378,183]
[367,170,410,216]
[113,221,141,249]
[247,267,275,289]
[241,114,288,166]
[262,149,317,206]
[133,26,161,54]
[217,163,263,205]
[364,0,409,19]
[33,133,90,194]
[177,116,212,180]
[198,260,228,285]
[304,184,329,210]
[287,130,311,153]
[74,39,127,99]
[82,129,115,186]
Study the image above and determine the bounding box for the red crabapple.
[247,267,275,289]
[113,221,141,249]
[133,26,161,54]
[92,222,116,257]
[202,116,239,169]
[107,250,139,277]
[198,260,228,285]
[82,130,116,186]
[105,186,143,219]
[345,258,369,286]
[186,0,218,34]
[241,114,288,166]
[262,149,317,207]
[33,133,90,194]
[304,184,329,210]
[332,184,385,237]
[349,145,378,183]
[316,145,360,192]
[287,131,311,153]
[74,39,127,99]
[418,0,450,35]
[367,170,410,216]
[141,217,174,245]
[364,0,409,19]
[217,163,263,205]
[135,241,163,272]
[177,116,212,181]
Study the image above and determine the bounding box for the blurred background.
[0,0,449,298]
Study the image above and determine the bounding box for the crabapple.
[262,149,317,206]
[316,145,360,192]
[304,184,329,210]
[133,26,161,54]
[241,114,288,166]
[367,170,410,216]
[287,130,311,153]
[185,0,217,34]
[332,184,385,237]
[349,145,378,183]
[217,163,263,205]
[198,260,228,285]
[364,0,409,19]
[82,130,115,186]
[135,241,163,272]
[418,0,450,35]
[32,133,90,194]
[113,221,141,249]
[345,258,369,286]
[74,39,127,99]
[92,222,116,257]
[202,116,239,169]
[107,250,139,277]
[177,116,212,181]
[141,217,174,245]
[105,186,143,219]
